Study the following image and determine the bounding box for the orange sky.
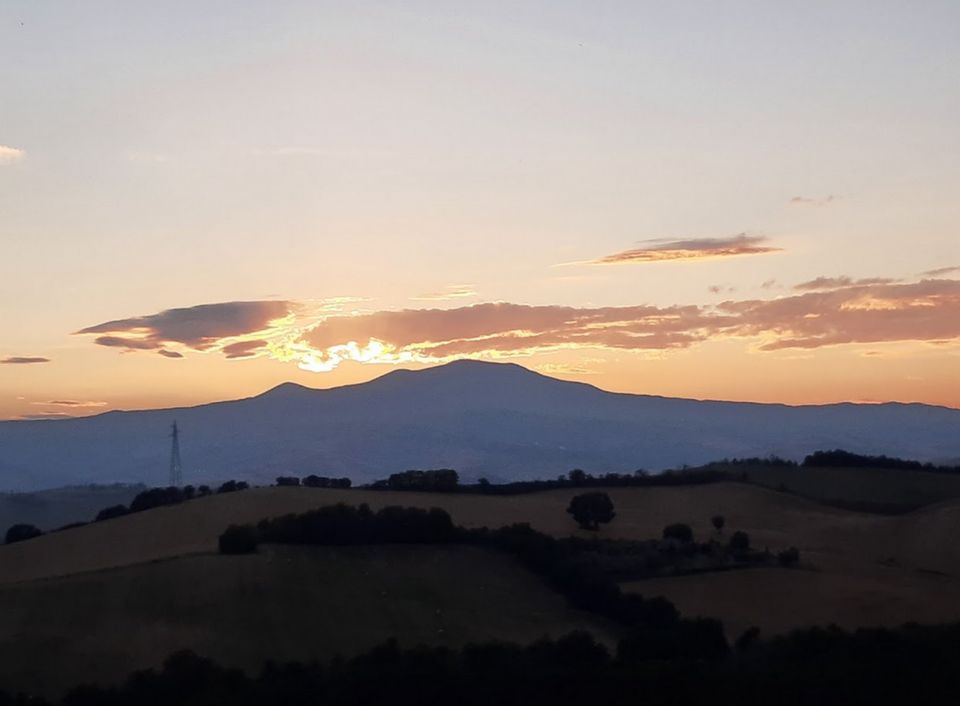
[1,3,959,419]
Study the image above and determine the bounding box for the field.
[0,544,613,698]
[741,464,960,511]
[4,480,960,695]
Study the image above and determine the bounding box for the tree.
[711,515,725,534]
[5,523,42,545]
[568,469,587,486]
[566,492,615,530]
[662,523,693,543]
[95,504,129,522]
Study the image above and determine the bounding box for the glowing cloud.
[591,234,781,265]
[0,145,25,164]
[35,400,107,408]
[77,278,960,372]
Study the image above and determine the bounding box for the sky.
[1,1,959,420]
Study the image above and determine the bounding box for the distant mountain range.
[1,360,958,491]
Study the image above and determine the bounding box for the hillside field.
[0,544,613,698]
[741,464,960,510]
[3,481,960,695]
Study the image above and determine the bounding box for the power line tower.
[169,421,183,487]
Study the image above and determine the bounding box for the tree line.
[2,622,959,705]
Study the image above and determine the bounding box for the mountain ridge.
[1,360,958,491]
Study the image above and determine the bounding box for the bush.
[566,492,616,530]
[276,476,300,487]
[129,486,185,513]
[217,480,249,494]
[662,523,694,543]
[218,525,259,554]
[5,523,42,544]
[254,503,456,546]
[95,504,129,522]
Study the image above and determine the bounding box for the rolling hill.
[1,360,958,491]
[5,483,960,696]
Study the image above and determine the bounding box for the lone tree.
[567,492,615,531]
[711,515,725,534]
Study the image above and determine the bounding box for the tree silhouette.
[711,515,725,534]
[566,492,615,530]
[5,523,42,544]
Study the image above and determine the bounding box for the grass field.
[0,544,615,698]
[741,464,960,511]
[4,481,960,696]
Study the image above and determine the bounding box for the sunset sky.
[2,1,959,420]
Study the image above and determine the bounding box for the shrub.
[218,525,259,554]
[217,480,249,494]
[5,523,42,544]
[276,476,300,487]
[95,504,129,522]
[662,523,694,543]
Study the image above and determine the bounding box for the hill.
[0,484,145,532]
[1,361,959,491]
[6,484,960,645]
[0,544,613,698]
[741,463,960,512]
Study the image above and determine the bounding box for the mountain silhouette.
[1,360,958,490]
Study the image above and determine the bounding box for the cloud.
[77,301,295,357]
[221,339,268,359]
[288,279,960,369]
[789,195,838,206]
[412,284,477,301]
[78,277,960,373]
[19,413,74,420]
[719,279,960,350]
[1,356,50,364]
[0,145,25,164]
[922,265,960,277]
[590,234,781,265]
[760,279,779,290]
[35,400,107,408]
[794,276,898,291]
[708,284,736,295]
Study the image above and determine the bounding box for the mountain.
[1,360,958,491]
